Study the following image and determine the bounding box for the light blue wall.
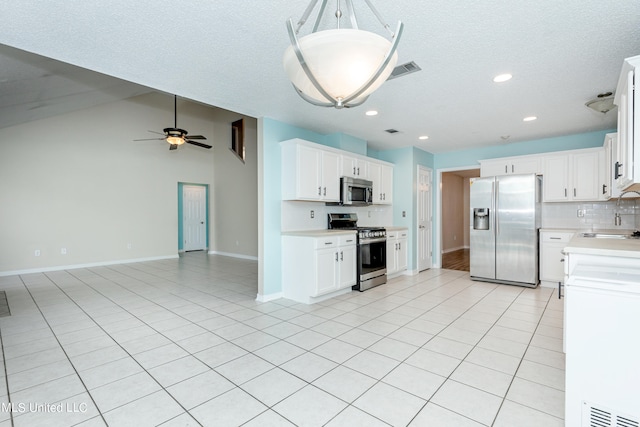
[435,130,611,170]
[260,119,613,295]
[378,147,434,271]
[261,119,372,296]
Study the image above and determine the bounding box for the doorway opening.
[178,183,209,252]
[440,169,479,271]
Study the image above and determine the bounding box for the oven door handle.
[359,237,387,244]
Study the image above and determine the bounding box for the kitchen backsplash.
[542,199,639,230]
[281,201,393,231]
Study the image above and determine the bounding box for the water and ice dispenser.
[473,208,489,230]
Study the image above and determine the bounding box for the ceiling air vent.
[385,129,400,134]
[387,61,422,80]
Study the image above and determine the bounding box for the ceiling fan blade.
[187,135,207,140]
[148,130,166,136]
[169,144,178,150]
[134,137,165,141]
[186,140,212,149]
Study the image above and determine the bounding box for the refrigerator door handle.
[494,180,499,235]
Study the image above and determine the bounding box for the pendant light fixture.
[283,0,403,109]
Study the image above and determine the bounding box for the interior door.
[417,166,432,271]
[183,185,207,251]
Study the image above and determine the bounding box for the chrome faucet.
[616,190,640,206]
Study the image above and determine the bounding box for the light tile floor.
[0,253,565,426]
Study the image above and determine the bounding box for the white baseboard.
[208,250,258,261]
[255,292,283,302]
[0,254,179,277]
[442,246,467,254]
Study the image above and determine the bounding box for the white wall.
[281,202,393,232]
[0,92,258,274]
[211,111,258,258]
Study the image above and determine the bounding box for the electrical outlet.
[34,249,41,257]
[60,248,67,255]
[402,211,406,217]
[127,243,132,250]
[310,210,314,219]
[577,209,585,218]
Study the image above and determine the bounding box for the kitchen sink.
[581,232,639,239]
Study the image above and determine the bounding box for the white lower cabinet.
[282,233,356,303]
[539,230,575,288]
[386,229,408,276]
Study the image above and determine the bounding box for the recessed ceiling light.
[418,135,429,140]
[493,73,512,83]
[365,110,378,116]
[523,116,537,122]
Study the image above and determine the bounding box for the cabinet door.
[543,155,570,201]
[314,249,337,296]
[481,160,509,177]
[297,145,322,200]
[512,158,540,175]
[337,245,357,289]
[322,151,341,201]
[572,150,601,201]
[341,154,358,178]
[369,162,383,203]
[540,242,566,282]
[396,238,408,271]
[386,238,397,274]
[380,164,393,204]
[615,70,634,190]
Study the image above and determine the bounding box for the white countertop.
[564,233,640,259]
[384,226,408,231]
[282,230,356,237]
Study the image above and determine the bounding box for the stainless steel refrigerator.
[470,174,541,287]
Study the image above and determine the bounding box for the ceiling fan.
[135,95,212,150]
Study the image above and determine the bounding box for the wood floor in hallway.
[442,248,470,271]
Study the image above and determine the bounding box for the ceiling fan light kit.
[134,95,212,150]
[283,0,403,109]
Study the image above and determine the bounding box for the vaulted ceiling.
[1,1,639,153]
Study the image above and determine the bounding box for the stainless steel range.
[328,213,387,291]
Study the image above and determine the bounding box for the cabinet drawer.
[314,237,338,249]
[540,232,574,243]
[338,235,356,246]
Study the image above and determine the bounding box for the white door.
[417,166,432,271]
[183,185,207,251]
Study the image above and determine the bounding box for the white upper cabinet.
[613,55,640,191]
[281,139,392,204]
[542,148,604,202]
[341,154,369,179]
[370,162,393,204]
[480,156,541,177]
[281,139,340,202]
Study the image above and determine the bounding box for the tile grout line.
[0,328,15,427]
[489,289,561,426]
[14,274,107,426]
[56,269,205,426]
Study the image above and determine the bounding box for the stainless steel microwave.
[341,177,373,205]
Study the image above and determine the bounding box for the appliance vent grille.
[583,402,639,427]
[387,61,422,80]
[385,129,400,134]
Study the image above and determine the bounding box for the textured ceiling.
[1,1,639,153]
